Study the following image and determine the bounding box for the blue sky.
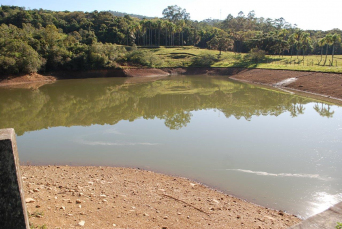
[0,0,341,31]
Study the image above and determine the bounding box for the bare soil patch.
[0,73,56,88]
[22,166,301,229]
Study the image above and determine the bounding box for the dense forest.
[0,5,341,75]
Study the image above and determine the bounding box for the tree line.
[0,5,341,75]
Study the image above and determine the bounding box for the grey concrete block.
[289,202,342,229]
[0,128,29,229]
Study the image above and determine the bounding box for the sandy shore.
[22,166,301,229]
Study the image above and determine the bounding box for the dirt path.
[22,166,301,229]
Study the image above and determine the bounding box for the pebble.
[36,205,41,208]
[25,198,35,203]
[60,206,65,210]
[76,199,82,204]
[33,188,39,192]
[78,220,85,226]
[163,216,168,219]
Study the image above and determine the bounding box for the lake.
[0,75,341,219]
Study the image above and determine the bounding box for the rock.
[143,213,149,216]
[25,198,35,203]
[79,193,84,196]
[78,220,85,226]
[113,224,116,227]
[79,205,82,208]
[177,212,182,215]
[76,199,82,204]
[33,188,39,192]
[36,205,41,208]
[190,183,196,187]
[60,206,65,210]
[163,216,168,219]
[100,194,107,198]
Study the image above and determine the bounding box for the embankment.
[2,68,342,103]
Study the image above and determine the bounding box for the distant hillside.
[108,10,155,19]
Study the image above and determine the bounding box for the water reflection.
[0,76,334,135]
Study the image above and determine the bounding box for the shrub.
[191,52,218,67]
[245,48,266,63]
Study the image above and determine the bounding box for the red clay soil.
[0,73,56,86]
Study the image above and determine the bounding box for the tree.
[331,33,341,65]
[300,32,311,60]
[323,34,333,66]
[162,5,190,23]
[207,32,233,55]
[318,38,325,64]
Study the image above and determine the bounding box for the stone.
[60,206,65,210]
[78,220,85,226]
[25,198,35,203]
[0,129,30,228]
[76,199,82,204]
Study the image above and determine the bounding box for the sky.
[1,0,341,31]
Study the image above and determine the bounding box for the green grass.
[137,46,342,73]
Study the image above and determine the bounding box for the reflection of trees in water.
[313,103,335,118]
[289,103,306,117]
[0,77,336,135]
[164,111,193,130]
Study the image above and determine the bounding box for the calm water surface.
[0,76,341,219]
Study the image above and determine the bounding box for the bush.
[191,52,218,67]
[245,48,266,63]
[125,50,163,67]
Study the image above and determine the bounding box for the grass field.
[139,46,342,73]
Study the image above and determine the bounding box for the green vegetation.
[30,224,47,229]
[0,5,341,75]
[336,222,342,229]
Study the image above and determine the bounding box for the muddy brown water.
[0,75,341,219]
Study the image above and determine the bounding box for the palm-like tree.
[288,34,296,58]
[318,38,326,64]
[300,32,311,60]
[293,29,303,59]
[323,34,333,66]
[331,33,341,65]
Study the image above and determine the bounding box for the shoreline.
[22,165,301,228]
[1,67,342,105]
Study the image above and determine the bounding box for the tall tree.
[331,33,341,65]
[162,5,190,23]
[323,34,333,66]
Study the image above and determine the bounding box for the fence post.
[0,128,30,229]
